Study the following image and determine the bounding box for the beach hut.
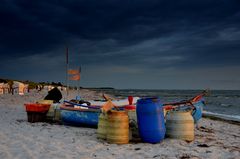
[0,83,10,95]
[4,83,10,94]
[0,83,4,94]
[43,85,48,90]
[13,81,28,95]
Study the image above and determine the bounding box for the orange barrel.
[166,111,194,141]
[107,110,129,144]
[97,113,108,139]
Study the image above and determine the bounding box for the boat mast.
[66,46,69,100]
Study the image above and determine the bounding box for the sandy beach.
[0,89,239,159]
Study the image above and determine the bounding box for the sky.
[0,0,240,90]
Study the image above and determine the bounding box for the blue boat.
[60,104,101,127]
[163,91,207,123]
[191,99,205,123]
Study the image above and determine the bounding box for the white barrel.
[126,110,139,139]
[166,111,194,141]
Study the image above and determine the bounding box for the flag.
[68,69,79,75]
[69,73,80,80]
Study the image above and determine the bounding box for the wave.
[203,111,240,122]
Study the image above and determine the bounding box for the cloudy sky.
[1,0,240,90]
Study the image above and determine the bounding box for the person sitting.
[44,87,62,103]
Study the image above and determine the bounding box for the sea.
[95,89,240,121]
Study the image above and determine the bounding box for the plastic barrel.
[125,105,139,140]
[136,98,166,143]
[97,113,108,140]
[166,111,194,141]
[107,110,129,144]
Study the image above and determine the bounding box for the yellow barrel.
[107,110,129,144]
[97,113,108,139]
[166,111,194,142]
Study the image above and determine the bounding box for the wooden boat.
[60,96,137,127]
[60,103,101,127]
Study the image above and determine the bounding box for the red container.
[124,105,136,110]
[24,103,50,123]
[25,103,50,112]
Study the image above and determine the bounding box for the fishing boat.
[60,103,101,127]
[163,91,207,123]
[60,91,207,127]
[60,96,136,127]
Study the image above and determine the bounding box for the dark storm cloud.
[1,0,240,53]
[1,0,240,89]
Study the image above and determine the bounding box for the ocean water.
[96,89,240,121]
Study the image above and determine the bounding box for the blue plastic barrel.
[136,97,166,143]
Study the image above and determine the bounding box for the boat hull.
[60,106,101,127]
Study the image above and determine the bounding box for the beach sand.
[0,89,239,159]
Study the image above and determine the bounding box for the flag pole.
[77,66,81,98]
[66,46,69,100]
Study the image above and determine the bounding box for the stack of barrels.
[97,96,195,144]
